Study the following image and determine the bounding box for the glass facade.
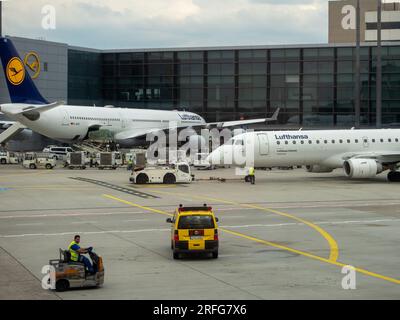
[68,45,400,128]
[68,49,102,106]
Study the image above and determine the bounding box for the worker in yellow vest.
[68,235,94,274]
[249,167,255,185]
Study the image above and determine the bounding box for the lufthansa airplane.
[207,130,400,182]
[0,37,278,145]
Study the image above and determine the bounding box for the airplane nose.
[207,148,224,165]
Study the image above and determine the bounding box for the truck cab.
[23,153,57,170]
[130,162,193,184]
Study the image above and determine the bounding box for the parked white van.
[42,146,74,160]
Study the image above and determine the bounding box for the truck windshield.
[178,215,215,229]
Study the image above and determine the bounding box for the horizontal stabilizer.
[1,101,65,116]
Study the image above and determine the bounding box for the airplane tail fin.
[0,37,48,105]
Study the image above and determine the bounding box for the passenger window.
[292,141,296,144]
[324,140,327,144]
[372,139,376,143]
[285,141,288,145]
[339,139,343,143]
[380,139,384,143]
[355,139,359,143]
[316,140,320,144]
[396,138,399,142]
[363,139,368,143]
[308,140,312,144]
[388,139,392,143]
[347,139,350,143]
[301,141,304,144]
[277,141,281,145]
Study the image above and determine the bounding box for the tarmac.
[0,164,399,300]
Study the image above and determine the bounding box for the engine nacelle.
[305,165,334,173]
[343,159,383,179]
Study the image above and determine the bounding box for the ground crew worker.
[127,158,133,171]
[68,235,94,274]
[249,167,255,185]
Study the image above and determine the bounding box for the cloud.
[2,0,328,49]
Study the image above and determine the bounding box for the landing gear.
[387,171,400,182]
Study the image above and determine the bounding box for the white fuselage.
[0,104,205,142]
[209,129,400,169]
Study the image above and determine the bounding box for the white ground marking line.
[15,223,44,226]
[222,218,400,229]
[1,200,399,220]
[0,228,170,238]
[122,219,149,222]
[2,218,400,239]
[0,211,148,220]
[70,221,99,224]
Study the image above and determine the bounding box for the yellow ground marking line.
[103,193,400,286]
[104,194,172,217]
[221,228,400,285]
[145,189,339,262]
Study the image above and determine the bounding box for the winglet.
[269,107,280,121]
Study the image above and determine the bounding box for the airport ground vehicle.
[22,153,56,169]
[43,146,74,161]
[0,151,20,164]
[130,162,193,184]
[166,205,219,259]
[95,152,122,169]
[66,152,87,169]
[48,248,104,292]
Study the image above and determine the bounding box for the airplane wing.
[2,101,65,115]
[343,152,400,164]
[114,128,164,141]
[206,108,279,129]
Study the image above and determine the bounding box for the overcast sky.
[3,0,329,49]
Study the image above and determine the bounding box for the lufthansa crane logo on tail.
[6,57,25,86]
[24,52,41,79]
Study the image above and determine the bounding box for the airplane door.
[62,111,69,126]
[257,133,269,155]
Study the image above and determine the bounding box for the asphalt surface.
[0,164,399,300]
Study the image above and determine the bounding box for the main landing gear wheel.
[387,171,400,182]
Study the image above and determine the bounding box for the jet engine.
[343,159,383,179]
[305,165,334,173]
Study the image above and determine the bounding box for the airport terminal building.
[2,0,400,133]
